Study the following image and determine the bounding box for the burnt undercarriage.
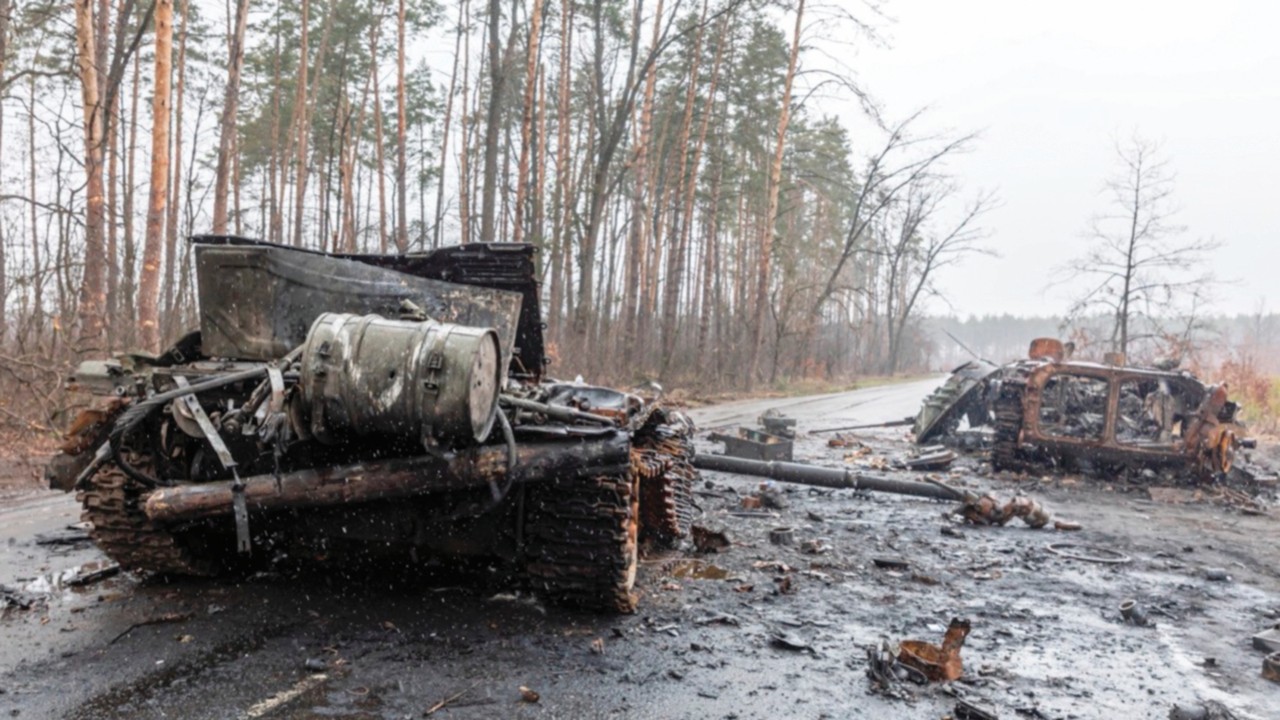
[49,237,699,613]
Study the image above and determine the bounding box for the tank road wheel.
[77,452,216,577]
[524,471,641,613]
[991,373,1032,473]
[634,411,699,547]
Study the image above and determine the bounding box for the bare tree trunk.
[394,0,409,251]
[458,0,474,245]
[432,0,466,249]
[371,17,388,252]
[511,0,545,244]
[745,0,803,389]
[622,0,663,362]
[0,0,12,342]
[267,15,283,244]
[212,0,250,234]
[161,0,188,343]
[290,0,310,246]
[548,0,573,334]
[75,0,108,355]
[533,68,547,245]
[122,58,140,326]
[341,46,376,252]
[659,0,712,375]
[477,0,503,244]
[27,73,42,344]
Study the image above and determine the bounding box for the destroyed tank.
[985,339,1251,479]
[46,236,697,613]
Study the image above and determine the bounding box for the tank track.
[524,470,640,613]
[991,367,1032,473]
[76,453,215,577]
[633,411,698,546]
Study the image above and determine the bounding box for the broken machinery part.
[897,618,971,682]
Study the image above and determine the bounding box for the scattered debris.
[33,527,93,547]
[669,559,732,581]
[872,557,910,571]
[707,427,794,462]
[590,638,605,654]
[1252,625,1280,653]
[690,525,731,554]
[66,563,120,587]
[799,538,831,555]
[1119,599,1149,626]
[1168,702,1242,720]
[898,446,956,472]
[768,629,815,654]
[1053,520,1082,531]
[1263,652,1280,684]
[303,658,327,672]
[1,586,34,611]
[768,527,795,546]
[424,684,480,716]
[758,409,796,439]
[955,698,1000,720]
[1204,568,1231,582]
[959,493,1051,528]
[518,686,540,703]
[695,612,741,627]
[1045,542,1131,565]
[897,618,971,682]
[109,611,195,645]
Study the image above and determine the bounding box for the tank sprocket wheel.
[634,414,699,547]
[524,470,640,613]
[77,453,216,577]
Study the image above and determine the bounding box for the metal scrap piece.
[897,618,970,682]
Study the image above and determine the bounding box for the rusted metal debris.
[916,338,1256,483]
[708,427,794,462]
[690,525,731,554]
[897,618,971,682]
[957,492,1052,529]
[1263,652,1280,684]
[758,409,797,439]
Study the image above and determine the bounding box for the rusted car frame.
[991,355,1248,478]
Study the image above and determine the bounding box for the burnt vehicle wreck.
[47,236,697,613]
[916,339,1253,480]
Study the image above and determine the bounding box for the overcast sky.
[842,0,1279,319]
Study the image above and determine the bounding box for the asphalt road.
[1,376,1276,719]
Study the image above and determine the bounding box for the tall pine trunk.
[74,0,108,355]
[744,0,803,389]
[212,0,250,234]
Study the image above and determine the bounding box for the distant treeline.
[924,313,1280,376]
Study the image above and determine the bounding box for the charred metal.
[46,236,699,613]
[915,338,1254,481]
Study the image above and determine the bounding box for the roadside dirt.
[1,380,1276,719]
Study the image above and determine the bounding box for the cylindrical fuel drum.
[298,313,502,447]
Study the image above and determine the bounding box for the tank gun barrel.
[691,453,964,502]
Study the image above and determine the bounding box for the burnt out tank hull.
[48,237,698,613]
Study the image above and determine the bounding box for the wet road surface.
[2,377,1277,719]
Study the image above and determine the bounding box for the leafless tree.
[1060,135,1219,358]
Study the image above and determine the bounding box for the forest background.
[0,0,1274,441]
